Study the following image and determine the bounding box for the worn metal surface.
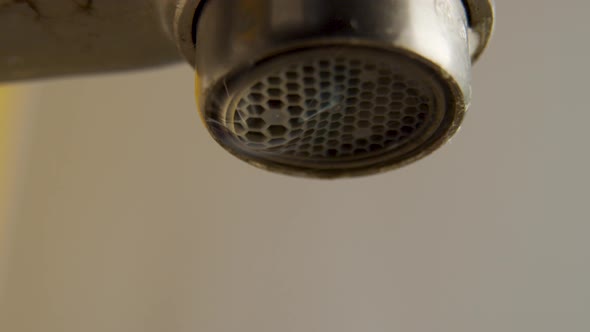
[0,0,493,82]
[463,0,495,61]
[193,0,471,178]
[0,0,181,82]
[170,0,494,68]
[157,0,200,66]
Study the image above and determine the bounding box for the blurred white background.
[1,1,589,331]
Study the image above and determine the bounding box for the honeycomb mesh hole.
[208,47,453,172]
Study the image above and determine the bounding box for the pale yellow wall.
[0,86,20,302]
[0,87,16,224]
